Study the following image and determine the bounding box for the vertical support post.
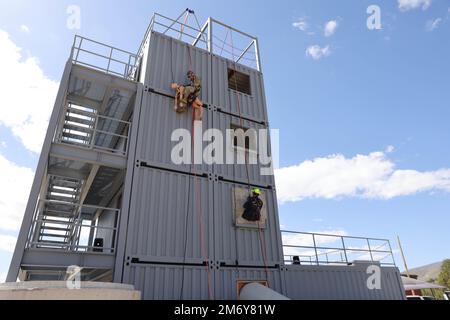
[90,113,99,150]
[207,17,213,54]
[387,240,395,266]
[107,47,113,75]
[70,36,77,62]
[75,37,83,62]
[367,238,374,262]
[312,234,319,265]
[253,38,262,72]
[341,236,348,265]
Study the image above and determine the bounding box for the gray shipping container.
[211,54,268,123]
[135,91,213,174]
[143,32,212,105]
[283,262,406,300]
[124,166,214,264]
[125,263,211,300]
[213,179,284,267]
[124,263,284,300]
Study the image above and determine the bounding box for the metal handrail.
[27,199,120,254]
[56,104,131,156]
[137,11,261,71]
[71,35,138,80]
[281,230,396,267]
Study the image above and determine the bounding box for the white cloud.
[0,30,59,153]
[0,234,17,253]
[385,145,395,153]
[0,154,34,232]
[275,149,450,203]
[426,18,442,31]
[20,25,30,33]
[292,18,308,31]
[398,0,432,11]
[305,45,331,60]
[324,20,338,37]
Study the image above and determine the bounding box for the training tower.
[7,10,405,300]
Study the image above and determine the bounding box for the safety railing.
[27,199,120,254]
[71,35,138,80]
[55,103,131,156]
[282,230,396,266]
[137,10,261,71]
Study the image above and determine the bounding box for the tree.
[437,259,450,288]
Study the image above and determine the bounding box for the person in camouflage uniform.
[171,70,203,120]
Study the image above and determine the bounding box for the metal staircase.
[59,104,97,148]
[33,175,84,249]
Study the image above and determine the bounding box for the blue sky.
[0,0,449,280]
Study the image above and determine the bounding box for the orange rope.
[229,30,270,285]
[186,37,214,298]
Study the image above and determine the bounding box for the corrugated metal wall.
[125,263,211,300]
[211,54,268,123]
[284,263,406,300]
[213,179,283,267]
[136,91,213,174]
[213,111,275,186]
[125,263,285,300]
[144,32,212,104]
[124,166,213,264]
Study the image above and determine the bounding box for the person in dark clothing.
[242,188,263,222]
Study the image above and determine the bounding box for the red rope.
[188,42,213,298]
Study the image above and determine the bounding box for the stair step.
[67,107,97,118]
[50,179,81,189]
[63,123,94,134]
[42,212,76,219]
[61,132,91,142]
[47,194,76,202]
[36,240,68,245]
[40,218,72,224]
[65,115,95,126]
[39,233,69,238]
[40,226,71,232]
[48,187,77,196]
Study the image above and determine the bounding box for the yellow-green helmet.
[252,188,261,195]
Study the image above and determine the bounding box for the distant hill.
[403,261,443,282]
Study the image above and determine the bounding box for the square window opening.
[228,69,251,95]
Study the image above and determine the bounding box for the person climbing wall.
[171,70,203,120]
[242,188,263,222]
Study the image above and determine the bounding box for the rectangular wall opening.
[228,69,251,95]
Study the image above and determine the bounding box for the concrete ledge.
[0,281,141,300]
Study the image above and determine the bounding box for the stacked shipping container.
[120,31,284,299]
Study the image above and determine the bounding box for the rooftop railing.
[69,11,262,81]
[71,35,138,80]
[137,10,262,71]
[282,230,396,267]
